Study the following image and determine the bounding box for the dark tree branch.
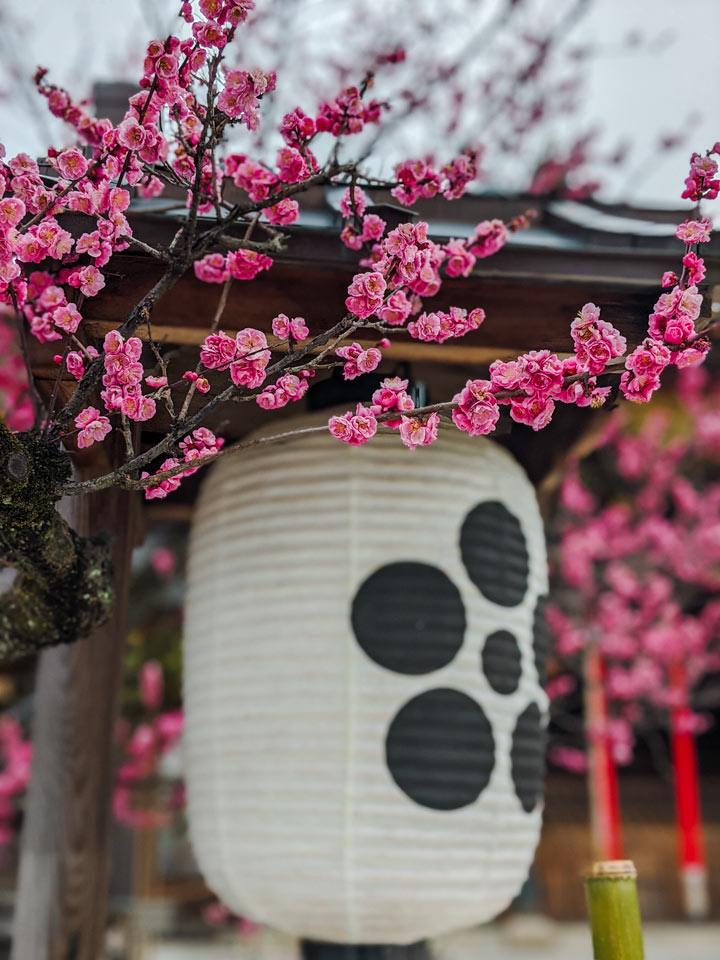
[50,262,186,436]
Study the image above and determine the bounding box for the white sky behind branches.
[0,0,717,205]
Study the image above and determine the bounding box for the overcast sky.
[0,0,717,206]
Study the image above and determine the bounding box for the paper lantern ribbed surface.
[184,417,549,944]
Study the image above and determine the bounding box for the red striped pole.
[669,660,708,919]
[585,647,623,861]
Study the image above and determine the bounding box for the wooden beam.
[143,502,195,523]
[76,254,657,355]
[12,483,140,960]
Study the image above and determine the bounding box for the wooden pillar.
[12,485,140,960]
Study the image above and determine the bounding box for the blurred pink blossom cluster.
[114,660,185,830]
[202,900,260,936]
[0,710,174,848]
[0,313,32,430]
[0,717,32,847]
[549,370,720,768]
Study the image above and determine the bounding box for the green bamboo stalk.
[584,860,645,960]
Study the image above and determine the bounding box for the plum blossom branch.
[0,0,716,505]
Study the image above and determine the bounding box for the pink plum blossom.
[452,379,500,436]
[570,303,626,375]
[369,377,415,424]
[339,186,368,218]
[226,249,273,280]
[379,290,413,326]
[53,303,82,334]
[264,198,299,225]
[675,218,712,244]
[468,218,508,258]
[200,331,237,368]
[682,252,706,285]
[510,394,555,431]
[256,373,309,409]
[75,406,112,448]
[271,314,309,340]
[277,146,310,183]
[194,253,230,284]
[328,404,378,445]
[55,148,88,179]
[399,413,439,450]
[345,271,386,319]
[230,328,270,387]
[516,349,564,398]
[443,238,476,277]
[407,306,484,343]
[336,341,382,380]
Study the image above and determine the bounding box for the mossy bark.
[0,423,114,662]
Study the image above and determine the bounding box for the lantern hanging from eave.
[183,414,549,945]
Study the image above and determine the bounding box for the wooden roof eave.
[45,210,690,356]
[25,202,719,473]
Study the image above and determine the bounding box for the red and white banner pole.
[669,660,709,919]
[585,646,623,861]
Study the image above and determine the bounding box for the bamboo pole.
[584,860,644,960]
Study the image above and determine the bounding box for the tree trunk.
[12,485,140,960]
[0,424,116,662]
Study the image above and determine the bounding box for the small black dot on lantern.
[385,687,495,810]
[511,702,545,813]
[351,562,465,675]
[533,595,550,687]
[481,630,522,695]
[460,501,529,607]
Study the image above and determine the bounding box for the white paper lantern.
[184,416,549,945]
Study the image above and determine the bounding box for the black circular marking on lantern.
[481,629,522,695]
[459,501,529,607]
[511,702,545,813]
[385,688,495,810]
[351,562,466,675]
[533,595,550,687]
